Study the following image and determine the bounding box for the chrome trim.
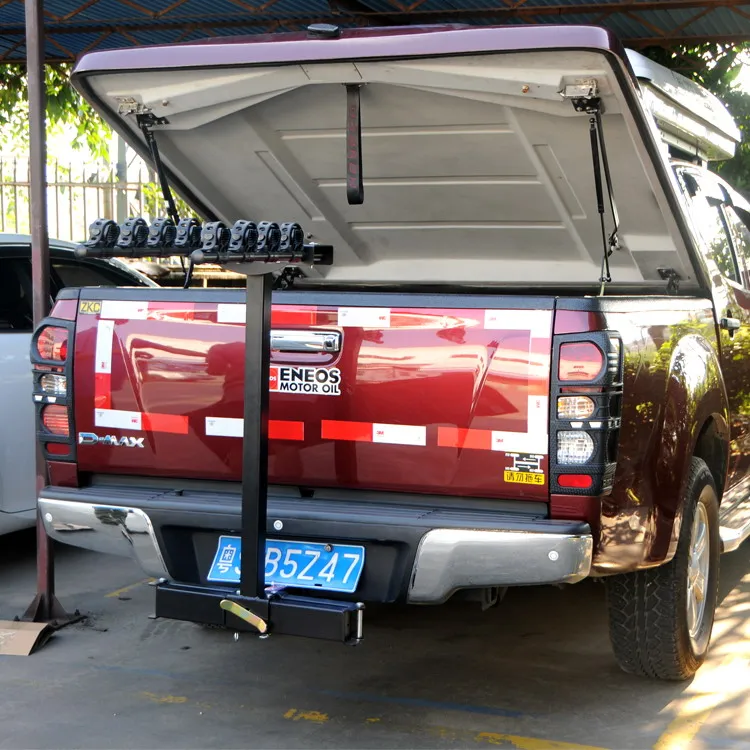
[720,522,750,553]
[408,528,593,604]
[271,330,341,353]
[39,498,169,579]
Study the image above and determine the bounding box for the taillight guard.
[550,330,623,495]
[31,317,77,463]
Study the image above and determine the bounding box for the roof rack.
[626,49,741,162]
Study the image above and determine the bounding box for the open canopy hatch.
[72,25,740,292]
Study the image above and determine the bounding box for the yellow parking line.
[141,691,188,704]
[284,708,330,723]
[105,577,156,598]
[280,709,607,748]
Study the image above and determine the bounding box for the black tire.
[605,457,720,680]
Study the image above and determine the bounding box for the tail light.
[40,373,68,395]
[558,342,604,381]
[42,405,69,436]
[558,474,594,490]
[557,396,595,420]
[32,311,77,463]
[550,331,622,495]
[46,443,71,457]
[36,326,69,362]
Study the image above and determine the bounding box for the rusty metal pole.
[22,0,75,625]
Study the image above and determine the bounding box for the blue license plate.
[207,536,365,594]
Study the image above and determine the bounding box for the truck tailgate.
[73,291,553,501]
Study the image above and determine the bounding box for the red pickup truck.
[33,24,750,681]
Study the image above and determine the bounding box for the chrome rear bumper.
[40,498,169,579]
[39,496,592,604]
[408,528,592,603]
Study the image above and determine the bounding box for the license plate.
[207,536,365,594]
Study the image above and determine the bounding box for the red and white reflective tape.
[205,417,305,441]
[337,307,391,328]
[218,304,319,326]
[100,300,197,322]
[94,319,114,409]
[218,304,393,328]
[321,420,427,447]
[215,304,553,337]
[95,408,190,435]
[437,396,548,454]
[484,309,550,339]
[216,304,246,324]
[93,315,192,436]
[90,302,551,449]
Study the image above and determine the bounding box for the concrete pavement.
[0,530,749,749]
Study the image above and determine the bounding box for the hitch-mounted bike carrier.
[78,215,364,644]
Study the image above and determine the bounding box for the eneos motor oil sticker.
[269,366,341,396]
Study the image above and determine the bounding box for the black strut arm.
[583,101,620,288]
[137,114,180,226]
[588,116,611,285]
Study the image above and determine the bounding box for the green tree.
[0,63,111,160]
[642,44,750,193]
[0,62,193,218]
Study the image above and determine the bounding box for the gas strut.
[563,81,621,295]
[137,114,180,227]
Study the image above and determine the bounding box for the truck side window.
[685,174,739,283]
[0,258,34,331]
[723,207,750,288]
[52,259,138,288]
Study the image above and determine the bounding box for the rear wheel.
[605,457,720,680]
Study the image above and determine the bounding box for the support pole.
[26,0,48,325]
[240,273,272,599]
[23,0,78,625]
[115,136,127,224]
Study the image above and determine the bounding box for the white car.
[0,234,156,535]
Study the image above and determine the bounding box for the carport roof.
[1,0,750,62]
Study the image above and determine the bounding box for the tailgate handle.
[271,330,341,353]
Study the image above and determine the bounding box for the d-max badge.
[78,432,145,448]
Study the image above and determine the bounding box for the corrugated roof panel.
[2,1,750,62]
[0,2,25,24]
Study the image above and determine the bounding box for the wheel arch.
[650,334,729,565]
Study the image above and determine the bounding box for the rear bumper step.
[39,490,593,604]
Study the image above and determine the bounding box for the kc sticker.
[270,366,341,396]
[79,300,102,315]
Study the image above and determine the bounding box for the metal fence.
[0,152,246,287]
[0,155,161,242]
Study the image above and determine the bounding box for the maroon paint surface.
[73,299,553,501]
